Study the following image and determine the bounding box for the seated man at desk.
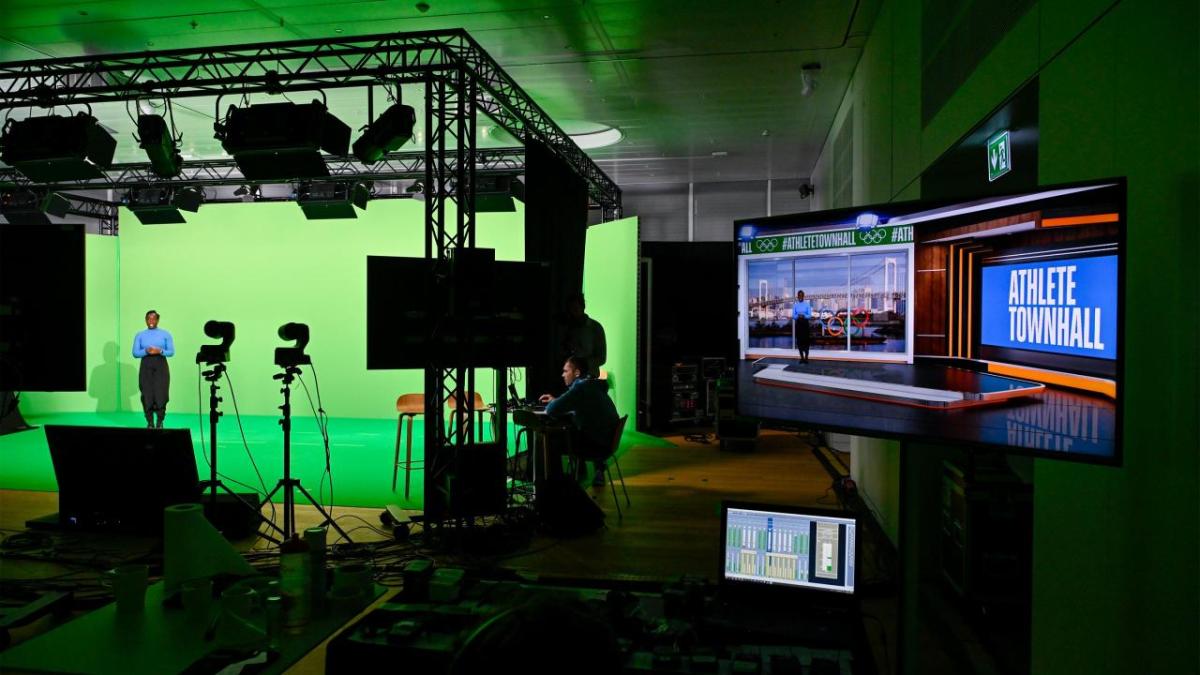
[539,355,619,487]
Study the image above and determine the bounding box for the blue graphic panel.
[980,256,1117,360]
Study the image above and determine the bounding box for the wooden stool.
[392,394,424,499]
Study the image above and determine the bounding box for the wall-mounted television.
[734,179,1124,464]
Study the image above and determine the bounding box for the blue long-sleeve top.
[132,328,175,358]
[545,375,619,449]
[792,300,813,320]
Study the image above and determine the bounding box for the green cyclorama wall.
[25,199,525,418]
[583,216,638,426]
[820,1,1198,672]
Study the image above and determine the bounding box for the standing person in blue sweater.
[539,356,619,487]
[132,310,174,428]
[792,290,813,364]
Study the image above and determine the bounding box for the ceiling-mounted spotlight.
[214,99,351,180]
[233,184,260,202]
[800,62,821,97]
[406,180,425,202]
[126,186,186,224]
[173,186,205,213]
[137,114,182,178]
[0,113,117,181]
[473,175,525,212]
[0,189,71,224]
[296,180,369,220]
[353,101,417,164]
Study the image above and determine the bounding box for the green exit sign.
[987,130,1012,182]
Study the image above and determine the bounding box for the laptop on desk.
[713,501,860,646]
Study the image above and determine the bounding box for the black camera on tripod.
[274,322,312,368]
[196,320,235,365]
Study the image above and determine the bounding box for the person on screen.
[539,356,619,487]
[792,290,812,363]
[132,310,174,428]
[563,293,607,369]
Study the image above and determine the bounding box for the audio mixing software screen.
[724,507,856,593]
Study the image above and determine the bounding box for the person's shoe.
[147,423,155,429]
[155,418,164,429]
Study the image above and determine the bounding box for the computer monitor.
[721,502,857,595]
[43,425,201,534]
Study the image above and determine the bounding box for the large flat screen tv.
[734,179,1124,465]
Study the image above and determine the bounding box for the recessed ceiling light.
[711,151,728,157]
[335,28,344,33]
[558,120,624,150]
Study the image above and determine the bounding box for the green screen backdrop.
[88,199,524,418]
[583,216,639,428]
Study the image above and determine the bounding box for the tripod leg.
[294,482,353,542]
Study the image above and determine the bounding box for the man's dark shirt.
[545,375,619,451]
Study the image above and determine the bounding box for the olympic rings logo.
[858,228,887,245]
[822,307,872,337]
[754,238,780,253]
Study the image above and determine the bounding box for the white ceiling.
[0,0,878,187]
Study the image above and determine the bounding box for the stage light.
[196,320,235,364]
[352,103,417,164]
[0,112,117,181]
[126,186,186,224]
[407,180,425,202]
[296,181,369,220]
[137,114,182,178]
[0,189,70,224]
[173,186,204,213]
[42,192,71,218]
[275,322,312,367]
[473,175,525,213]
[214,100,351,181]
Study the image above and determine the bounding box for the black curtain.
[523,140,589,398]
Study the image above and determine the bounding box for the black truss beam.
[0,30,620,216]
[64,194,119,235]
[0,149,526,193]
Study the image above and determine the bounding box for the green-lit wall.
[815,1,1199,672]
[25,199,525,418]
[583,216,639,424]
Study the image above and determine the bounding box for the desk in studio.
[0,580,384,675]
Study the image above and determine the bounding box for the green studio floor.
[0,412,672,509]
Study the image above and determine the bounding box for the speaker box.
[536,475,605,537]
[426,442,507,521]
[201,492,264,540]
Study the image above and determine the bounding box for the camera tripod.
[261,366,352,542]
[198,363,284,544]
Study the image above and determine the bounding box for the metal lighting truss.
[0,29,621,214]
[0,149,526,191]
